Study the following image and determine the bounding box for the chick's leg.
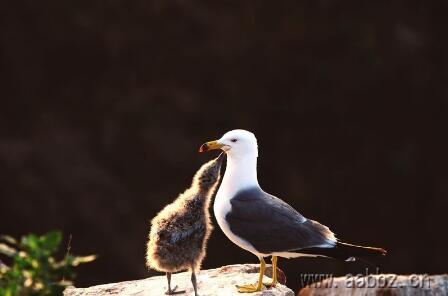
[236,257,266,293]
[191,268,198,296]
[165,272,185,295]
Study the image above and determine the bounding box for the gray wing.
[225,188,335,254]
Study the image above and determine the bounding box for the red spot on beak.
[199,143,209,153]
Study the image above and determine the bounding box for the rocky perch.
[64,266,448,296]
[64,264,294,296]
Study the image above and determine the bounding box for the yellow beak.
[199,140,224,152]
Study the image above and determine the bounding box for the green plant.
[0,231,96,296]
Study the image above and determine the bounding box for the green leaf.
[21,234,39,251]
[40,231,62,254]
[1,231,95,295]
[0,243,17,257]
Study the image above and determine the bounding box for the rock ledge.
[64,264,294,296]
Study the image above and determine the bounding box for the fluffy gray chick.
[147,153,225,295]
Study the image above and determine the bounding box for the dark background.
[1,0,447,293]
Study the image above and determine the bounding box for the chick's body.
[146,153,224,295]
[147,187,213,272]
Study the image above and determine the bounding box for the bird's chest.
[213,188,232,227]
[213,175,242,222]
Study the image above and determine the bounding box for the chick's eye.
[230,138,238,143]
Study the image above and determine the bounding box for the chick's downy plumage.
[146,153,225,294]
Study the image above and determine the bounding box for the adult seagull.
[199,129,386,293]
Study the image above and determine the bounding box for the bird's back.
[224,187,337,255]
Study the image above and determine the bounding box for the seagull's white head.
[199,129,258,159]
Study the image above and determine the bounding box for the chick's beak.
[199,140,224,152]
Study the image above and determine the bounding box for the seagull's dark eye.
[230,138,238,143]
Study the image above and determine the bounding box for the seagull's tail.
[297,242,387,262]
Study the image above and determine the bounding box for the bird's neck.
[221,154,260,196]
